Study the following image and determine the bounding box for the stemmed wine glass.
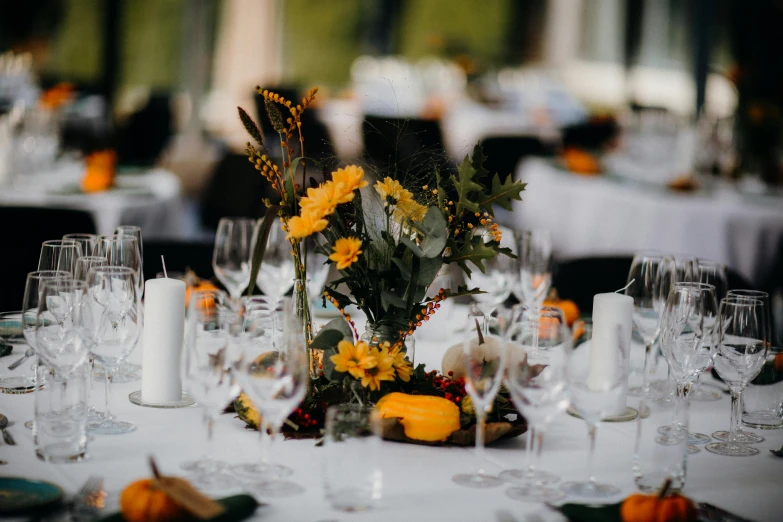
[305,237,330,306]
[689,259,728,401]
[255,221,296,304]
[469,251,515,334]
[212,217,254,304]
[516,230,552,353]
[84,266,141,435]
[502,305,570,502]
[63,233,97,257]
[180,289,241,490]
[74,256,108,282]
[625,252,666,398]
[34,279,91,375]
[452,312,507,488]
[560,319,626,499]
[115,226,144,296]
[658,282,718,445]
[38,239,82,275]
[706,297,768,456]
[233,297,308,496]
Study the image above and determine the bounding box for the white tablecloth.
[1,161,185,239]
[501,159,783,287]
[2,305,781,522]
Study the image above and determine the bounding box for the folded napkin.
[98,494,261,522]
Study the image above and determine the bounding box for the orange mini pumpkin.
[562,147,601,175]
[543,289,579,327]
[120,477,193,522]
[620,492,698,522]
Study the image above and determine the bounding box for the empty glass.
[305,237,330,306]
[115,226,144,297]
[742,346,783,429]
[255,221,296,304]
[706,297,768,456]
[452,312,507,488]
[34,279,91,375]
[691,259,728,401]
[212,217,254,302]
[63,233,98,257]
[633,396,689,493]
[74,256,108,282]
[469,249,515,334]
[38,239,82,275]
[323,404,383,512]
[560,319,626,498]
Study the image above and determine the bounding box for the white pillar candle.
[141,278,186,403]
[589,293,633,415]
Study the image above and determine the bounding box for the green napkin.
[558,502,622,522]
[98,494,261,522]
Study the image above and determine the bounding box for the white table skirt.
[2,306,781,522]
[500,159,783,287]
[1,161,184,239]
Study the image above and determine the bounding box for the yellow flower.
[388,344,413,382]
[286,211,328,239]
[331,165,368,193]
[300,180,353,217]
[361,347,396,391]
[375,177,413,206]
[393,199,428,223]
[329,237,363,270]
[330,340,376,379]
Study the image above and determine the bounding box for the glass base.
[0,376,37,394]
[689,384,722,402]
[687,445,701,455]
[87,419,136,435]
[627,386,662,399]
[742,411,783,430]
[506,485,565,502]
[24,420,34,430]
[452,473,503,489]
[705,442,760,457]
[560,481,620,498]
[180,457,230,474]
[656,425,711,445]
[249,480,305,497]
[128,390,196,409]
[232,462,293,480]
[326,488,376,512]
[712,430,764,443]
[499,468,559,486]
[188,470,242,493]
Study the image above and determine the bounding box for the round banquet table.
[502,159,783,288]
[0,160,184,239]
[1,305,781,522]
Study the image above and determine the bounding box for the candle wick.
[616,278,634,293]
[161,255,168,278]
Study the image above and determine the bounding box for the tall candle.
[141,278,186,403]
[589,293,633,415]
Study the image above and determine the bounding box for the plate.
[0,477,64,515]
[0,313,25,344]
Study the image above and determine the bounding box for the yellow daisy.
[328,237,363,270]
[331,165,368,193]
[330,340,375,380]
[361,347,396,391]
[388,344,413,382]
[393,199,428,223]
[286,211,328,239]
[300,180,353,217]
[374,177,413,206]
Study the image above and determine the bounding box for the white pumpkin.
[442,336,503,379]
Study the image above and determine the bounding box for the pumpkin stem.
[546,288,559,301]
[149,455,162,480]
[657,478,673,499]
[474,318,485,345]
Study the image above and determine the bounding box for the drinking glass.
[742,346,783,429]
[502,305,570,502]
[115,226,144,296]
[38,239,82,275]
[256,221,296,304]
[690,259,728,401]
[0,311,27,392]
[658,282,717,445]
[233,298,308,496]
[84,266,141,435]
[323,404,383,512]
[715,289,772,443]
[516,230,552,353]
[469,250,515,334]
[63,233,97,257]
[452,312,507,488]
[305,237,330,305]
[74,256,108,282]
[560,319,626,498]
[34,279,91,375]
[212,217,254,302]
[180,289,240,489]
[633,395,689,493]
[625,252,666,398]
[16,271,70,392]
[706,297,768,456]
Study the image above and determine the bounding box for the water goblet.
[255,221,296,304]
[515,229,552,353]
[74,256,108,282]
[469,251,515,334]
[212,217,254,303]
[115,226,144,296]
[689,259,728,401]
[34,279,91,375]
[63,233,97,257]
[39,239,82,275]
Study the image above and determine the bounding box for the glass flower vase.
[292,278,317,379]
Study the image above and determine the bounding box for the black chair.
[551,256,633,315]
[478,136,552,182]
[199,152,269,230]
[143,240,215,282]
[0,207,96,312]
[561,117,620,151]
[116,93,173,166]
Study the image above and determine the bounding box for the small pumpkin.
[234,392,262,430]
[562,147,601,175]
[183,271,219,308]
[442,336,502,380]
[120,477,193,522]
[376,392,461,442]
[543,289,579,327]
[620,485,697,522]
[81,150,117,193]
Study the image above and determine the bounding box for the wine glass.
[305,237,330,306]
[255,220,296,304]
[180,289,241,490]
[560,319,626,499]
[38,239,82,275]
[690,259,728,401]
[452,312,507,488]
[84,266,141,435]
[233,297,308,496]
[625,252,666,398]
[74,256,108,282]
[711,290,771,445]
[469,251,515,334]
[212,217,254,303]
[34,279,91,375]
[502,305,570,502]
[658,282,718,445]
[115,226,144,296]
[63,233,97,257]
[706,297,768,456]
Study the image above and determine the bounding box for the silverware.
[0,414,14,445]
[8,347,34,370]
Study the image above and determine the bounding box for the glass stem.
[586,422,598,486]
[673,383,689,435]
[729,388,743,443]
[533,425,546,481]
[641,341,653,396]
[523,426,535,475]
[258,419,275,464]
[204,412,218,460]
[530,308,540,357]
[475,410,487,475]
[103,366,115,423]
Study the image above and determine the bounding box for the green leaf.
[290,156,324,176]
[477,173,527,217]
[446,236,498,277]
[246,205,280,296]
[401,207,448,258]
[417,255,443,289]
[322,347,339,380]
[471,142,490,179]
[404,255,420,312]
[309,317,352,351]
[434,168,447,209]
[451,156,483,216]
[381,290,407,310]
[441,284,485,299]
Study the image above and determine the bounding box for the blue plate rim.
[0,476,64,514]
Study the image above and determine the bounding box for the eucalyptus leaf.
[381,290,407,310]
[310,317,353,351]
[391,258,412,280]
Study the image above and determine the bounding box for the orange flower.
[286,211,328,239]
[375,177,413,206]
[328,237,363,270]
[331,165,368,193]
[300,180,353,217]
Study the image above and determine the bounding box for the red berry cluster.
[290,407,318,429]
[426,370,467,405]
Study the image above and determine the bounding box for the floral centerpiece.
[236,87,527,443]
